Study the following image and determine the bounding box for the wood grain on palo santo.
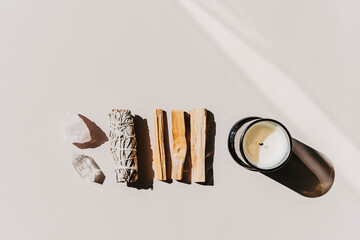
[190,108,207,183]
[171,110,187,180]
[153,109,167,181]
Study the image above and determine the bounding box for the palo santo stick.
[153,109,167,180]
[190,108,207,183]
[171,110,187,180]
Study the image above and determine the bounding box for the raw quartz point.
[65,113,91,144]
[109,109,138,183]
[72,153,105,184]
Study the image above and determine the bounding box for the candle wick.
[259,142,264,146]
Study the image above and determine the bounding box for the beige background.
[1,0,360,239]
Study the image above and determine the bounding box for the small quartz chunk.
[72,153,105,184]
[65,113,91,143]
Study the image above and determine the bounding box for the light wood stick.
[171,110,187,180]
[190,108,207,182]
[153,109,167,180]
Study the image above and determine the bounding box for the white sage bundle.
[109,109,138,183]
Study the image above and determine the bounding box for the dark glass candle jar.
[228,117,292,172]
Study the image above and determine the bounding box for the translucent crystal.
[72,153,105,184]
[65,113,91,143]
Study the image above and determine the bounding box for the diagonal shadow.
[127,115,154,190]
[198,110,216,186]
[162,111,173,184]
[178,112,192,184]
[73,114,108,149]
[263,138,335,197]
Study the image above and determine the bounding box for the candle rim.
[228,117,260,171]
[239,118,293,172]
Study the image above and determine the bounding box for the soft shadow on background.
[162,111,173,184]
[73,114,108,149]
[179,112,192,184]
[263,138,335,197]
[94,171,106,185]
[127,115,154,190]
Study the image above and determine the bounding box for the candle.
[228,118,292,171]
[241,120,291,170]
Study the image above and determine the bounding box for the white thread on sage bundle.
[109,109,138,183]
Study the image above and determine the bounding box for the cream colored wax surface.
[242,121,291,170]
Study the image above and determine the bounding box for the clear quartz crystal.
[72,153,105,184]
[65,113,91,143]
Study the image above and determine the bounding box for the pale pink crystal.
[64,113,91,143]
